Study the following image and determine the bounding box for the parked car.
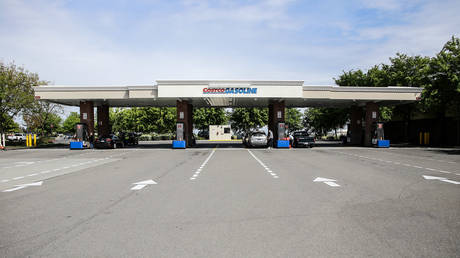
[197,130,209,140]
[246,131,268,148]
[7,133,27,142]
[94,134,124,149]
[293,131,315,148]
[119,132,139,146]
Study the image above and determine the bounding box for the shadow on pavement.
[426,149,460,155]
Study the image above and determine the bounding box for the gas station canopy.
[34,80,422,107]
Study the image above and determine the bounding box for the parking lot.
[1,142,459,257]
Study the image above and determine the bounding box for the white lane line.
[247,149,279,179]
[441,179,460,185]
[364,148,458,164]
[335,151,457,175]
[0,152,129,184]
[190,149,216,180]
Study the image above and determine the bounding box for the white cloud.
[352,0,460,66]
[0,0,458,89]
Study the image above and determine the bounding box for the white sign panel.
[158,85,302,98]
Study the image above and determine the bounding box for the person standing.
[267,129,274,149]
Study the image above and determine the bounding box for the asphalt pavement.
[1,142,459,257]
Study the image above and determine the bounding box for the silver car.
[248,131,267,147]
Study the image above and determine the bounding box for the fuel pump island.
[33,80,422,149]
[70,123,90,149]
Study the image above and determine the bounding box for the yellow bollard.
[424,132,430,146]
[419,132,423,145]
[26,134,29,147]
[33,134,37,147]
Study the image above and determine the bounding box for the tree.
[423,36,460,116]
[0,62,40,133]
[285,108,303,133]
[62,112,81,134]
[22,101,63,136]
[424,36,460,144]
[141,107,176,134]
[0,113,20,133]
[229,108,268,133]
[334,51,432,140]
[303,108,349,137]
[334,36,460,144]
[193,108,227,133]
[110,108,139,133]
[110,107,176,134]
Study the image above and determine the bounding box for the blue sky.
[1,0,459,86]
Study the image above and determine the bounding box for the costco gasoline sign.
[202,87,257,94]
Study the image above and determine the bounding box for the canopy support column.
[364,102,379,147]
[176,100,193,147]
[350,106,364,145]
[268,100,285,147]
[80,101,94,137]
[97,104,110,137]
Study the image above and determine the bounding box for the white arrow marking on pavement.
[422,175,445,180]
[313,177,340,187]
[423,175,460,185]
[3,181,43,192]
[130,179,157,190]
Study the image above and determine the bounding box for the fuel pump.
[70,123,89,149]
[372,122,389,147]
[173,122,186,148]
[278,122,286,140]
[276,122,290,148]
